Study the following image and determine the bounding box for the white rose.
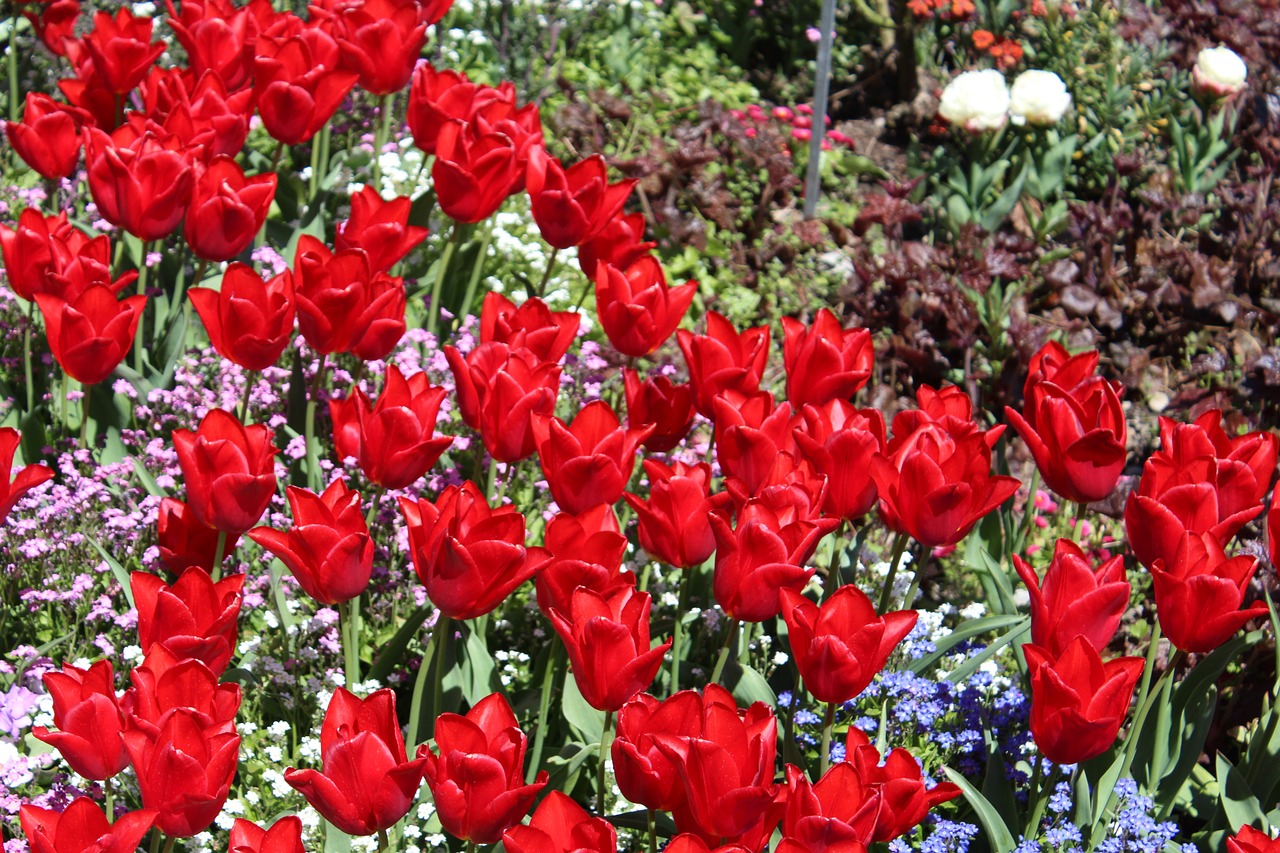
[1193,46,1247,98]
[938,69,1011,133]
[1009,70,1072,126]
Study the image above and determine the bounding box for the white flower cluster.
[939,69,1072,131]
[1193,45,1247,99]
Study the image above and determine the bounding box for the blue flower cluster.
[1015,779,1196,853]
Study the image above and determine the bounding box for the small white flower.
[1193,46,1247,98]
[1009,70,1072,126]
[938,69,1011,133]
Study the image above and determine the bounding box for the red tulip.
[229,817,306,853]
[335,186,429,273]
[624,460,732,568]
[1005,342,1127,504]
[1228,826,1280,853]
[5,93,89,179]
[623,369,696,453]
[25,0,80,57]
[793,400,886,520]
[548,586,672,711]
[1150,531,1268,654]
[1269,483,1278,571]
[83,126,195,241]
[132,568,244,675]
[612,691,703,812]
[123,708,240,837]
[713,391,798,497]
[1,428,54,524]
[330,364,453,490]
[653,686,781,849]
[400,482,549,620]
[710,491,838,623]
[1023,637,1144,765]
[532,401,651,514]
[1014,539,1129,657]
[285,688,426,836]
[126,645,241,735]
[407,64,530,155]
[173,408,278,535]
[480,292,579,365]
[183,157,277,262]
[780,763,877,853]
[871,415,1019,549]
[535,508,633,619]
[247,479,374,606]
[158,498,243,574]
[141,69,255,161]
[526,147,636,249]
[678,311,770,419]
[254,29,359,145]
[329,0,429,94]
[164,0,267,91]
[779,586,917,704]
[419,692,549,844]
[577,210,655,277]
[446,341,562,463]
[664,837,756,853]
[35,285,146,385]
[503,791,616,853]
[1125,411,1278,571]
[595,258,696,358]
[843,729,961,842]
[294,235,407,360]
[433,116,541,223]
[74,8,167,94]
[781,309,874,408]
[20,798,156,853]
[189,263,295,372]
[31,661,129,781]
[0,209,134,303]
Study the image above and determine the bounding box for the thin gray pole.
[803,0,839,220]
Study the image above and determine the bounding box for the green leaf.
[944,617,1030,684]
[1215,753,1266,834]
[323,823,351,853]
[87,537,134,609]
[561,674,605,743]
[943,765,1017,853]
[908,614,1027,674]
[721,658,776,708]
[131,458,167,499]
[367,605,431,685]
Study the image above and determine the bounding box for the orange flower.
[950,0,976,18]
[972,29,995,49]
[991,38,1024,69]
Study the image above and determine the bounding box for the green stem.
[104,776,113,823]
[79,381,89,450]
[406,613,448,754]
[342,595,362,687]
[161,837,176,853]
[819,700,836,777]
[485,454,499,503]
[429,615,452,737]
[377,829,389,852]
[535,246,559,298]
[526,643,562,783]
[1017,467,1041,553]
[426,222,462,342]
[647,809,658,853]
[710,619,737,684]
[303,354,329,491]
[211,530,228,582]
[309,134,321,201]
[822,520,847,600]
[133,242,152,373]
[669,569,686,694]
[149,830,161,853]
[901,570,923,611]
[22,301,34,413]
[239,370,255,423]
[598,709,614,814]
[7,12,18,125]
[877,532,909,614]
[363,486,385,530]
[374,93,394,187]
[454,218,493,331]
[1024,755,1045,837]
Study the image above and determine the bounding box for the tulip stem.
[304,354,329,491]
[363,486,384,529]
[211,530,228,582]
[527,643,563,784]
[377,829,389,852]
[598,709,614,814]
[1017,468,1041,553]
[407,613,441,754]
[308,133,322,201]
[535,247,559,299]
[455,217,493,332]
[341,595,362,686]
[429,615,452,736]
[149,830,161,853]
[668,569,686,694]
[103,776,113,823]
[426,221,462,342]
[374,93,394,188]
[1024,755,1044,837]
[239,371,255,423]
[647,809,658,853]
[22,301,34,413]
[6,13,17,125]
[79,382,89,449]
[133,242,152,373]
[162,837,176,853]
[819,700,837,777]
[877,532,909,614]
[710,619,737,684]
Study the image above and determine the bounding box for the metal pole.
[803,0,839,219]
